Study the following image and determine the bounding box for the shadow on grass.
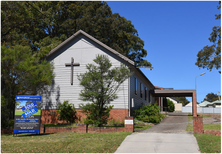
[13,133,53,137]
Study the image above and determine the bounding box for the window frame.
[135,78,137,95]
[145,87,147,100]
[140,83,143,98]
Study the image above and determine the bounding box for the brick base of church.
[40,109,129,124]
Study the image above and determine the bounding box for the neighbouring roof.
[212,100,221,104]
[167,97,180,103]
[199,101,211,107]
[185,102,200,107]
[198,100,221,107]
[45,30,155,89]
[155,86,164,90]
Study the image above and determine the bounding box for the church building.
[40,30,157,124]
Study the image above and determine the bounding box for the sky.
[106,1,221,103]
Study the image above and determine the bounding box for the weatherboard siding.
[41,34,129,109]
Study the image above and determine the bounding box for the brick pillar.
[193,117,203,133]
[125,117,134,132]
[40,124,45,134]
[78,124,87,133]
[192,91,197,117]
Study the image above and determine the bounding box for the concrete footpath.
[115,133,200,153]
[115,113,200,153]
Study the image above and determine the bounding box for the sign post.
[14,95,42,135]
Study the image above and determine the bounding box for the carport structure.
[151,89,203,133]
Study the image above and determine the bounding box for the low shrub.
[107,119,123,126]
[56,100,77,124]
[79,103,113,127]
[134,104,165,123]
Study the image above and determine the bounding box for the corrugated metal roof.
[199,101,211,107]
[212,100,221,104]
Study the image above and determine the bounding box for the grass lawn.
[203,124,221,130]
[186,113,221,153]
[186,114,221,131]
[194,133,221,153]
[186,115,193,131]
[134,125,153,131]
[1,132,131,153]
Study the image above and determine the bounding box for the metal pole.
[195,73,206,104]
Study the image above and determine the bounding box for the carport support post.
[192,91,204,133]
[192,91,197,117]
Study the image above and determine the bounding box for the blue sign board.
[22,102,38,112]
[14,129,40,133]
[16,95,41,101]
[22,107,39,119]
[16,120,38,123]
[14,95,42,134]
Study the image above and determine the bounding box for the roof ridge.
[46,30,135,66]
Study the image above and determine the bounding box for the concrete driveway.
[115,112,200,153]
[141,112,191,134]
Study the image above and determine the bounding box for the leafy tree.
[78,55,131,127]
[79,103,113,126]
[204,92,220,102]
[1,45,54,127]
[167,99,175,112]
[174,97,190,106]
[1,1,152,67]
[56,101,77,124]
[195,2,221,73]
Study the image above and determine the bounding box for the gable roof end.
[45,30,135,66]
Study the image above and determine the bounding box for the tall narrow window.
[140,83,143,98]
[135,78,137,95]
[145,87,147,100]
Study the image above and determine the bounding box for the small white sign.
[125,120,133,125]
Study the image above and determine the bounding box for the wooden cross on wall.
[65,57,80,85]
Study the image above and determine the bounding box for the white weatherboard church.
[40,30,155,123]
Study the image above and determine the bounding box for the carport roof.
[153,89,196,97]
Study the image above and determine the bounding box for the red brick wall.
[41,109,128,124]
[109,109,128,122]
[9,117,134,135]
[125,117,134,132]
[42,116,134,134]
[41,109,61,124]
[40,124,44,133]
[204,130,221,136]
[1,129,13,134]
[45,127,79,133]
[193,117,203,133]
[88,127,125,133]
[44,125,126,133]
